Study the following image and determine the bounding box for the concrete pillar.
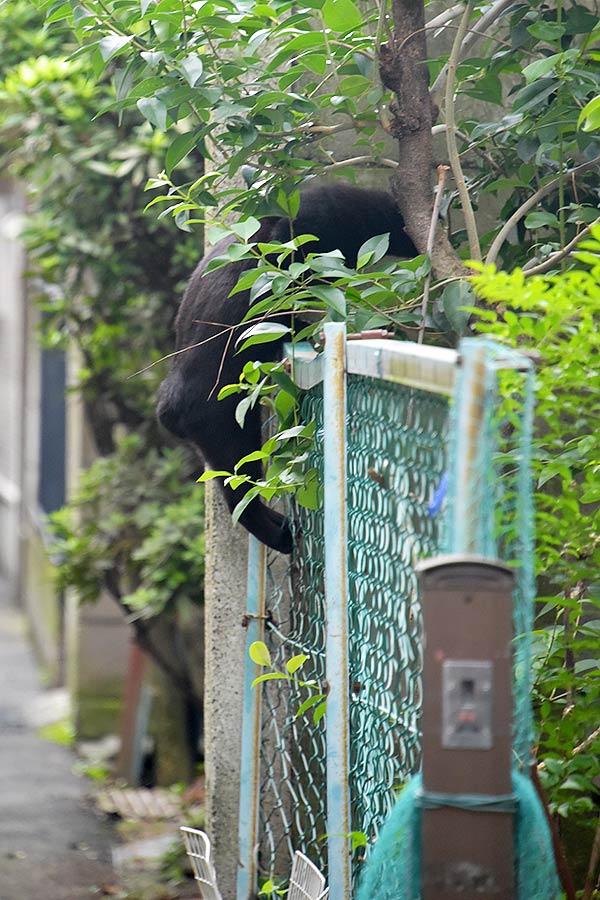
[0,182,25,602]
[204,480,249,900]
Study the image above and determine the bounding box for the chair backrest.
[180,826,223,900]
[288,851,328,900]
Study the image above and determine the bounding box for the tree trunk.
[380,0,464,278]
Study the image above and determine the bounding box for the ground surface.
[0,593,197,900]
[0,598,116,900]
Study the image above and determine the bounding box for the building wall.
[0,180,130,721]
[0,181,26,600]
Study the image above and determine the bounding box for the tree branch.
[583,816,600,900]
[380,0,464,279]
[419,165,449,344]
[431,0,517,100]
[444,0,481,263]
[523,218,600,276]
[485,156,600,266]
[427,3,465,31]
[531,763,577,900]
[103,570,199,703]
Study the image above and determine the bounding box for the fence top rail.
[287,338,458,396]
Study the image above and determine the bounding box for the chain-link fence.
[238,333,535,900]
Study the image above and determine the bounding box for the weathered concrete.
[0,593,116,900]
[0,183,25,604]
[203,482,248,900]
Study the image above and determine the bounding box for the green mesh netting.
[355,770,561,900]
[443,338,537,767]
[355,339,559,900]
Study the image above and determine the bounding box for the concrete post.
[204,480,249,900]
[0,182,25,603]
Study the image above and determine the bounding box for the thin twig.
[397,15,522,59]
[432,0,517,98]
[323,155,399,172]
[418,165,449,344]
[128,309,325,378]
[572,724,600,756]
[486,156,600,266]
[432,123,502,173]
[445,2,482,263]
[208,321,235,400]
[523,217,600,276]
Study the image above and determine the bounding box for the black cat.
[157,183,417,553]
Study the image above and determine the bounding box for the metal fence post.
[322,322,351,900]
[450,343,488,555]
[237,537,268,900]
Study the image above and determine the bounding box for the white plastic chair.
[180,826,223,900]
[288,851,329,900]
[181,828,328,900]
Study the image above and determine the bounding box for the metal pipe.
[322,322,352,900]
[237,537,268,900]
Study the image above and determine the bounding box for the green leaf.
[295,473,320,510]
[241,321,290,346]
[231,488,258,525]
[524,211,560,229]
[236,322,291,353]
[231,217,261,242]
[579,95,600,132]
[309,285,346,317]
[197,470,231,481]
[313,701,327,724]
[512,79,556,114]
[236,450,271,472]
[296,694,326,717]
[165,131,199,174]
[350,831,368,851]
[356,233,390,270]
[441,281,473,335]
[338,75,372,98]
[251,672,287,687]
[527,21,566,41]
[250,640,272,667]
[286,653,309,674]
[180,54,204,87]
[522,54,561,83]
[235,395,254,428]
[46,3,73,24]
[321,0,362,31]
[99,34,134,63]
[137,96,168,130]
[580,485,600,504]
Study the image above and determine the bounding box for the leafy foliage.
[0,4,205,692]
[29,0,600,528]
[249,641,327,725]
[50,436,204,617]
[30,0,600,264]
[470,229,600,830]
[4,0,600,879]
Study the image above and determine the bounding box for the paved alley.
[0,596,116,900]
